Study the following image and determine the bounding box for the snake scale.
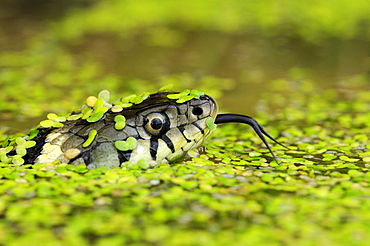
[2,88,287,169]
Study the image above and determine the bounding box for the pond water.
[67,31,369,112]
[0,3,369,130]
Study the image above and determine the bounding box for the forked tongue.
[215,114,288,163]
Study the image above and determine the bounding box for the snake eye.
[144,113,169,136]
[192,107,203,116]
[150,117,163,130]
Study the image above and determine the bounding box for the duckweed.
[14,138,36,157]
[82,130,98,148]
[46,113,66,122]
[86,109,108,123]
[114,137,137,151]
[111,105,123,113]
[121,94,137,103]
[138,159,150,169]
[130,92,150,104]
[205,117,217,131]
[114,115,126,130]
[1,77,370,245]
[85,96,98,107]
[158,84,173,92]
[39,120,64,128]
[98,89,110,102]
[167,89,206,103]
[81,107,94,119]
[113,101,133,108]
[67,113,83,121]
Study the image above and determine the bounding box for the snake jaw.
[215,114,288,163]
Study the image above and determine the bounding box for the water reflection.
[71,32,369,112]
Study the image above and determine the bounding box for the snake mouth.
[215,114,288,163]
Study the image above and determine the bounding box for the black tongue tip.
[215,114,288,164]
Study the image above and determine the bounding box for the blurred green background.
[0,0,369,131]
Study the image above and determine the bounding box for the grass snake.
[2,89,287,169]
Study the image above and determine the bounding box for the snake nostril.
[192,107,203,116]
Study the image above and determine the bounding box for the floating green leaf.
[11,155,24,165]
[129,92,150,104]
[0,146,13,155]
[53,122,64,127]
[206,117,217,131]
[158,84,173,92]
[94,98,105,109]
[121,103,133,108]
[114,137,137,151]
[167,93,180,99]
[98,89,110,102]
[15,137,26,146]
[40,120,55,128]
[121,94,137,103]
[176,95,194,103]
[47,113,66,122]
[67,113,83,121]
[179,89,191,96]
[82,130,97,148]
[190,89,205,98]
[111,105,123,112]
[114,115,126,130]
[138,159,149,169]
[81,108,93,119]
[27,129,39,140]
[86,96,98,107]
[86,112,104,123]
[40,120,64,128]
[24,141,36,148]
[167,89,205,103]
[86,107,108,123]
[47,113,58,120]
[15,146,27,156]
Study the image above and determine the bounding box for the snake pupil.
[150,118,163,130]
[192,107,203,116]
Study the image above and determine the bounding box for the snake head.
[127,92,219,164]
[150,92,287,164]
